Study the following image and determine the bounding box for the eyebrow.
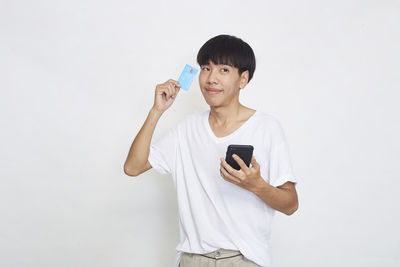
[202,64,231,67]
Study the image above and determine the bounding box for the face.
[199,61,249,108]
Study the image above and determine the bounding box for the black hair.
[197,34,256,82]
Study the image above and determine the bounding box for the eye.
[201,66,210,71]
[221,68,229,72]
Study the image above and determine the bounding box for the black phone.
[225,144,254,170]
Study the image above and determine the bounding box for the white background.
[1,1,399,266]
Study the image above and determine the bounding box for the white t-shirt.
[148,109,297,267]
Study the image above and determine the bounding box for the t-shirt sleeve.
[148,125,178,175]
[268,120,298,187]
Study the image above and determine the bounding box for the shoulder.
[253,111,284,132]
[174,110,208,129]
[252,111,289,146]
[183,110,208,121]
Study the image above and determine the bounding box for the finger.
[158,83,173,98]
[251,156,260,169]
[174,86,181,95]
[168,79,180,87]
[167,84,176,99]
[155,84,165,95]
[161,90,170,101]
[168,79,181,88]
[160,87,172,99]
[232,154,249,172]
[220,157,242,178]
[172,83,180,96]
[156,87,166,97]
[167,83,175,93]
[220,166,241,184]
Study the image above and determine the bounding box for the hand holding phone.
[225,144,254,170]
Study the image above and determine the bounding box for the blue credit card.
[178,64,198,91]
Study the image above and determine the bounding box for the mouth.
[205,88,223,95]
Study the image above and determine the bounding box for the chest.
[209,121,246,138]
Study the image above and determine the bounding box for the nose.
[206,69,218,84]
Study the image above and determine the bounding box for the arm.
[124,79,181,177]
[123,108,162,176]
[220,155,298,215]
[252,180,298,216]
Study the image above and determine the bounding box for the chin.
[203,99,223,108]
[201,91,225,108]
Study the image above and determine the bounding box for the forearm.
[252,179,298,215]
[124,108,163,175]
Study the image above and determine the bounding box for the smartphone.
[225,144,254,170]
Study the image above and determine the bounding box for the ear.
[239,70,249,89]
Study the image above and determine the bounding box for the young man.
[124,34,298,267]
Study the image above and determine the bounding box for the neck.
[209,102,244,126]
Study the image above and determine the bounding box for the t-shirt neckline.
[204,109,258,143]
